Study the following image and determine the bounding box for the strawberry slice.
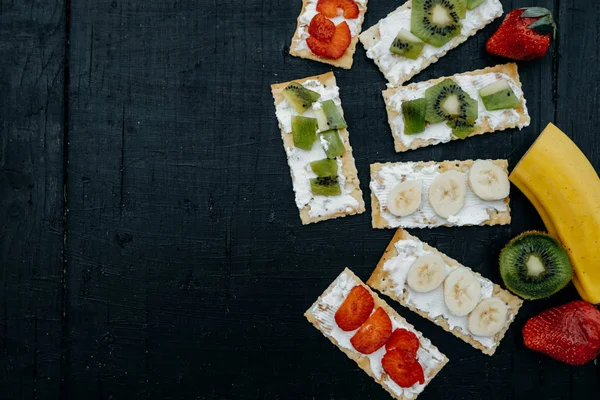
[385,328,420,358]
[316,0,359,19]
[307,21,352,60]
[334,285,374,331]
[308,13,336,43]
[382,349,425,388]
[350,307,392,354]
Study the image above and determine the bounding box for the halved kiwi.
[411,0,463,48]
[311,176,341,196]
[425,79,478,125]
[499,231,573,300]
[282,83,320,114]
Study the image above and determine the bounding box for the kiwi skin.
[499,231,573,300]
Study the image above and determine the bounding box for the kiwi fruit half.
[411,0,463,48]
[390,28,425,59]
[425,79,478,125]
[402,98,427,135]
[282,83,321,114]
[499,231,573,300]
[319,130,346,158]
[310,158,338,177]
[467,0,484,10]
[479,80,521,111]
[311,176,341,196]
[316,100,347,131]
[291,116,318,150]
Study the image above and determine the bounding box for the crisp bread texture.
[370,160,511,229]
[270,72,365,225]
[367,229,524,356]
[305,268,449,400]
[359,0,502,86]
[289,0,368,69]
[383,63,531,152]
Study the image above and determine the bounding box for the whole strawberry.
[523,301,600,366]
[486,7,557,61]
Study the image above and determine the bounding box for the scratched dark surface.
[1,0,599,398]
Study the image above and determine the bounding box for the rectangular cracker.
[271,72,365,225]
[383,63,531,152]
[305,268,449,400]
[370,160,511,229]
[359,0,503,86]
[367,229,524,355]
[289,0,368,69]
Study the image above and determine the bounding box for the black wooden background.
[1,0,599,398]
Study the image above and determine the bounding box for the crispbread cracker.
[289,0,368,69]
[383,63,531,152]
[271,72,365,225]
[359,0,503,86]
[370,160,511,229]
[305,268,449,400]
[367,229,524,355]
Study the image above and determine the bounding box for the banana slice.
[407,254,447,293]
[428,170,467,219]
[443,267,481,316]
[467,297,508,337]
[387,180,422,217]
[468,160,510,201]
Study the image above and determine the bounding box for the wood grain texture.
[0,0,598,398]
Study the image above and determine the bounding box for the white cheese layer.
[370,162,508,228]
[310,270,447,399]
[365,0,503,86]
[381,238,509,349]
[275,80,359,219]
[387,72,529,147]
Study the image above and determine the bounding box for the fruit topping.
[479,80,521,111]
[428,170,467,219]
[401,98,427,135]
[390,29,425,60]
[310,158,338,177]
[382,349,425,388]
[467,0,484,10]
[316,100,347,131]
[316,0,359,19]
[443,267,481,316]
[307,21,352,60]
[283,83,321,114]
[411,0,463,48]
[334,285,375,331]
[385,328,420,358]
[467,297,508,337]
[387,180,422,217]
[523,300,600,366]
[425,79,478,125]
[308,13,336,43]
[455,0,467,19]
[350,307,392,354]
[319,130,346,158]
[407,254,447,293]
[446,117,475,139]
[291,116,318,150]
[499,231,573,300]
[310,176,342,196]
[468,160,510,201]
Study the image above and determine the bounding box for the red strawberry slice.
[382,349,425,388]
[316,0,359,19]
[350,307,392,354]
[334,285,374,331]
[385,328,420,358]
[523,300,600,366]
[307,21,351,60]
[308,13,336,43]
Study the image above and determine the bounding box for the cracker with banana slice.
[305,268,449,400]
[367,229,524,356]
[370,160,511,229]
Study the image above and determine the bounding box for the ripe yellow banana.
[509,123,600,304]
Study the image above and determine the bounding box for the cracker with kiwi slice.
[367,229,524,356]
[271,72,365,225]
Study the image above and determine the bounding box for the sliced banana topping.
[467,297,508,337]
[387,180,422,217]
[407,254,447,293]
[428,170,467,219]
[443,267,481,316]
[468,160,510,201]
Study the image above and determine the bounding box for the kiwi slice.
[282,83,320,114]
[311,176,341,196]
[467,0,484,10]
[479,80,521,111]
[316,100,347,131]
[310,158,338,177]
[411,0,463,48]
[499,231,573,300]
[425,79,478,124]
[455,0,467,18]
[402,98,427,135]
[319,130,346,158]
[446,117,475,139]
[390,29,426,59]
[291,116,318,150]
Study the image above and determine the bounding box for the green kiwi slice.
[446,117,475,139]
[316,100,347,131]
[390,29,426,59]
[411,0,463,48]
[402,98,427,135]
[467,0,484,10]
[310,158,338,177]
[282,83,321,114]
[455,0,467,18]
[311,176,341,196]
[499,232,573,300]
[479,80,521,111]
[291,116,318,150]
[425,79,478,124]
[319,130,346,158]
